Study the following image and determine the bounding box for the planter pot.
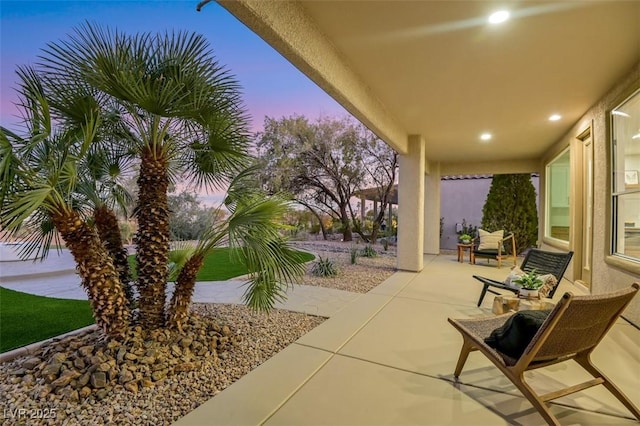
[460,239,471,245]
[519,288,539,299]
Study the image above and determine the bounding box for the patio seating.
[448,283,640,426]
[473,249,573,307]
[471,230,516,269]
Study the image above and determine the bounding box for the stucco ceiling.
[219,1,640,166]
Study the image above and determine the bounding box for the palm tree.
[0,67,131,336]
[166,169,307,331]
[80,144,137,307]
[28,23,306,331]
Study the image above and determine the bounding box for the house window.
[612,89,640,262]
[545,149,570,242]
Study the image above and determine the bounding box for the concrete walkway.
[0,249,360,318]
[176,256,640,426]
[1,250,639,425]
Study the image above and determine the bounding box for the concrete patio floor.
[1,251,639,425]
[175,255,640,426]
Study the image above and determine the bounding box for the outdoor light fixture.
[632,132,640,140]
[488,10,510,24]
[549,114,561,121]
[480,133,492,141]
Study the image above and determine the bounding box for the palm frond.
[225,192,304,311]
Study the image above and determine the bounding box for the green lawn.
[130,247,315,281]
[0,287,94,353]
[1,247,314,353]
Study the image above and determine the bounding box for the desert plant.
[361,244,377,258]
[350,246,359,264]
[311,256,339,277]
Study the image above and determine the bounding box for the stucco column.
[423,161,441,254]
[397,135,425,271]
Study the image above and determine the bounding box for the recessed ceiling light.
[480,133,492,141]
[549,114,561,121]
[488,10,510,24]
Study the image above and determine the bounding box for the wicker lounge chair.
[473,248,573,307]
[448,283,640,426]
[471,232,517,269]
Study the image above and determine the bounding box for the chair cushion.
[503,266,525,289]
[478,229,504,251]
[484,310,551,358]
[538,274,558,298]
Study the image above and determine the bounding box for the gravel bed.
[293,240,397,293]
[0,305,324,426]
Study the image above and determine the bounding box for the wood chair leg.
[454,339,474,379]
[575,354,640,420]
[513,374,561,426]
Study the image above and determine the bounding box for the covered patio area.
[176,255,639,425]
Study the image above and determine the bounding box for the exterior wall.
[440,177,492,250]
[440,176,540,250]
[541,62,640,326]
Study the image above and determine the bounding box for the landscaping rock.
[118,367,134,384]
[124,381,139,394]
[73,357,86,369]
[41,362,62,377]
[90,372,107,389]
[22,357,41,370]
[179,337,193,348]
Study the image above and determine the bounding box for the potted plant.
[513,269,543,299]
[457,219,477,244]
[459,233,472,244]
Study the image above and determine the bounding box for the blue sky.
[0,0,347,132]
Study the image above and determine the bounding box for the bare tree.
[256,116,397,243]
[350,125,398,242]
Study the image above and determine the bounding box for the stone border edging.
[0,324,98,364]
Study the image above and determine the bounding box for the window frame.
[544,148,571,245]
[610,88,640,264]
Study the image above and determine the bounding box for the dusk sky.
[0,1,348,132]
[1,1,350,205]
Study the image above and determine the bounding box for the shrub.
[350,246,359,264]
[381,238,389,251]
[361,244,377,258]
[311,256,338,277]
[482,174,538,254]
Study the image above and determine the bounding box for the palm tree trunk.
[166,253,204,331]
[135,146,170,329]
[52,209,130,337]
[94,204,135,307]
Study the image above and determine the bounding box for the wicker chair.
[471,232,517,269]
[448,283,640,426]
[473,249,573,307]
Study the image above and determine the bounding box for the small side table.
[457,243,473,263]
[492,295,555,315]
